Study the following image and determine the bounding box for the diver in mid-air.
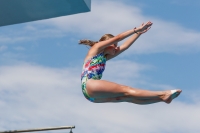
[80,21,181,104]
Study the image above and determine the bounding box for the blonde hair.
[79,34,114,47]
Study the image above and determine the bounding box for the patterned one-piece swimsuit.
[81,52,106,102]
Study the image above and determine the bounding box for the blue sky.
[0,0,200,133]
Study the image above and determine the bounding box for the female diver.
[80,21,182,104]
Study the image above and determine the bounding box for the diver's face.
[105,43,118,55]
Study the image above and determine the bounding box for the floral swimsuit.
[81,53,106,102]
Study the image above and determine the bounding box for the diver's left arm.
[106,21,152,60]
[120,32,141,51]
[106,33,141,60]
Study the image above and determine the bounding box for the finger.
[148,27,151,30]
[143,22,150,28]
[147,21,152,25]
[146,26,151,31]
[145,23,152,29]
[148,22,153,26]
[141,26,151,34]
[147,22,152,26]
[145,21,150,25]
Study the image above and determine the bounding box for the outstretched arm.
[106,21,152,60]
[92,28,137,51]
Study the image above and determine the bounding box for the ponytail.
[79,34,114,47]
[79,39,98,47]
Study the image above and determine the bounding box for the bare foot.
[161,89,182,104]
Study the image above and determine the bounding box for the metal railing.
[0,126,75,133]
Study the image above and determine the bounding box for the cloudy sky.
[0,0,200,133]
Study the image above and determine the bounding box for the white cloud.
[0,24,66,45]
[0,33,30,44]
[0,1,199,132]
[36,0,200,54]
[13,46,25,51]
[0,62,200,133]
[1,0,200,54]
[38,0,143,37]
[0,45,7,51]
[103,60,152,86]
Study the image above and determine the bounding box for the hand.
[135,21,153,34]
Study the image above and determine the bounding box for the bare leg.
[94,96,163,105]
[86,79,182,103]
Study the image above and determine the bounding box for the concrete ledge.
[0,0,91,27]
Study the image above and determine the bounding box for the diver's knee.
[122,85,135,97]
